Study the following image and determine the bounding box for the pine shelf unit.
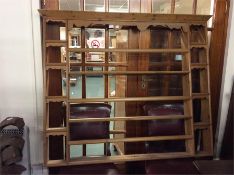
[39,10,213,167]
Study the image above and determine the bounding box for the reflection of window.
[174,0,193,14]
[69,28,81,48]
[197,0,212,15]
[59,0,80,10]
[152,0,171,14]
[85,0,105,12]
[109,0,129,13]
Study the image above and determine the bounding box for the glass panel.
[109,0,129,13]
[59,0,80,10]
[86,144,105,156]
[129,0,140,13]
[69,52,82,63]
[69,75,82,98]
[86,52,105,62]
[108,75,126,98]
[174,0,193,14]
[152,0,171,14]
[60,27,66,40]
[70,145,82,158]
[109,29,128,49]
[86,28,105,48]
[69,28,81,48]
[196,0,211,15]
[86,28,105,62]
[86,75,104,98]
[85,0,105,12]
[86,66,103,71]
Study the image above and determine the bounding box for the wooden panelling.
[125,28,140,155]
[41,0,59,10]
[209,0,230,137]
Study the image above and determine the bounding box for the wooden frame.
[39,10,213,167]
[42,0,212,15]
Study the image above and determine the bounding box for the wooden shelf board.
[68,48,189,53]
[68,135,193,145]
[69,152,192,165]
[191,63,208,69]
[69,71,189,75]
[45,40,67,47]
[69,96,190,103]
[46,127,67,132]
[109,129,126,134]
[69,115,191,123]
[195,151,213,157]
[46,65,67,70]
[194,122,211,129]
[46,96,67,102]
[70,62,128,67]
[46,19,66,23]
[46,63,67,66]
[45,127,67,136]
[190,44,207,48]
[47,160,67,167]
[47,152,192,167]
[192,93,209,99]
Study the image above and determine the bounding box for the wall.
[214,0,234,158]
[0,0,43,164]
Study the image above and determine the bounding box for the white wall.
[214,0,234,158]
[0,0,43,164]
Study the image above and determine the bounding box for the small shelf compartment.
[46,69,67,97]
[47,135,66,161]
[191,47,207,63]
[46,20,66,41]
[191,69,208,93]
[46,101,67,128]
[190,25,206,45]
[46,46,66,64]
[192,98,210,123]
[194,127,212,155]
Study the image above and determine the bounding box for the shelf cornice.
[38,10,211,23]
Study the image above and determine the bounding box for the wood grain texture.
[209,0,230,137]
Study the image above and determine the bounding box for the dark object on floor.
[194,160,233,174]
[143,104,196,174]
[0,117,25,130]
[69,103,112,155]
[49,163,120,175]
[146,159,199,174]
[0,117,25,171]
[70,103,111,140]
[144,104,186,153]
[0,164,26,175]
